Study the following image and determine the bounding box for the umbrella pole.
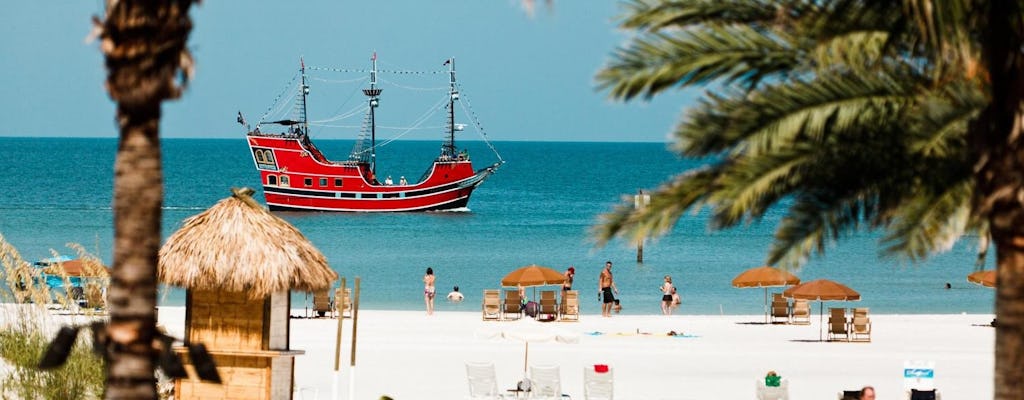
[763,287,768,324]
[819,301,824,341]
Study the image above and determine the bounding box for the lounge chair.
[465,362,503,400]
[770,293,790,324]
[482,289,501,321]
[851,308,871,342]
[335,287,352,318]
[312,289,333,318]
[583,366,613,399]
[790,299,811,325]
[503,289,523,320]
[560,290,579,322]
[827,308,850,342]
[538,290,558,320]
[529,364,565,399]
[907,389,941,400]
[756,378,789,400]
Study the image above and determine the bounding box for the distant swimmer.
[447,286,464,302]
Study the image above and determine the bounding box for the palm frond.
[598,25,797,100]
[881,179,977,261]
[592,167,719,246]
[617,0,801,31]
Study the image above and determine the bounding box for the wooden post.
[634,190,650,263]
[334,277,346,371]
[350,277,360,367]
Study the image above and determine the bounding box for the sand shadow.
[735,321,774,326]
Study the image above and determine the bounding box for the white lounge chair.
[466,362,503,400]
[583,366,613,399]
[756,379,789,400]
[529,365,565,399]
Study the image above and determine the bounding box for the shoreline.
[155,307,993,399]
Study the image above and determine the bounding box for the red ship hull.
[246,134,498,212]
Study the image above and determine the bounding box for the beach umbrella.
[967,270,996,288]
[476,317,579,374]
[731,266,800,323]
[783,279,860,341]
[159,187,337,297]
[501,264,567,287]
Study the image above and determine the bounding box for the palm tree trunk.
[972,2,1024,398]
[99,1,194,398]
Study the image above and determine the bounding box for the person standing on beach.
[423,267,436,315]
[660,275,675,315]
[599,261,618,317]
[563,266,575,293]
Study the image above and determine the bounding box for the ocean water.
[0,137,995,315]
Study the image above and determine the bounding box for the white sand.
[156,307,993,400]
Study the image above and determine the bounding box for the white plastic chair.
[756,379,789,400]
[466,362,503,399]
[583,366,613,399]
[528,365,563,399]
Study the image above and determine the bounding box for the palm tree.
[96,1,195,398]
[594,0,1019,397]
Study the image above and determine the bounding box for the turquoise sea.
[0,137,995,315]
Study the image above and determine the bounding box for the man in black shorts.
[599,261,618,317]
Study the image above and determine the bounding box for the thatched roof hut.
[161,188,337,400]
[158,187,337,296]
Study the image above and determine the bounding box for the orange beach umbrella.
[732,266,800,323]
[967,270,996,288]
[784,279,860,341]
[501,264,566,287]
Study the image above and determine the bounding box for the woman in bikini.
[423,267,436,315]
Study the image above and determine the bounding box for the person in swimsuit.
[563,266,575,292]
[423,267,436,315]
[599,261,618,317]
[660,275,675,315]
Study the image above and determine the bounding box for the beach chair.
[529,365,565,399]
[560,290,579,322]
[790,299,811,325]
[538,290,558,320]
[770,293,790,324]
[312,289,333,318]
[335,287,352,318]
[482,289,501,321]
[503,289,523,320]
[465,362,503,400]
[583,365,613,400]
[907,389,941,400]
[851,308,871,342]
[827,308,850,341]
[756,378,789,400]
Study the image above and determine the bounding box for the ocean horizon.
[0,137,996,315]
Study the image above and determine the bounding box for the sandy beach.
[154,307,992,399]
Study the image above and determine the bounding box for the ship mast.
[362,52,382,176]
[442,57,459,159]
[299,58,310,136]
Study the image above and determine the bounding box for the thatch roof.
[159,187,337,297]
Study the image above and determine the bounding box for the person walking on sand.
[660,275,675,315]
[599,261,618,317]
[423,267,436,315]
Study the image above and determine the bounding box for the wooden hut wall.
[186,289,267,351]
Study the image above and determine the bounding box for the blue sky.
[0,1,697,142]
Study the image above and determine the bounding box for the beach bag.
[524,301,538,317]
[765,375,781,387]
